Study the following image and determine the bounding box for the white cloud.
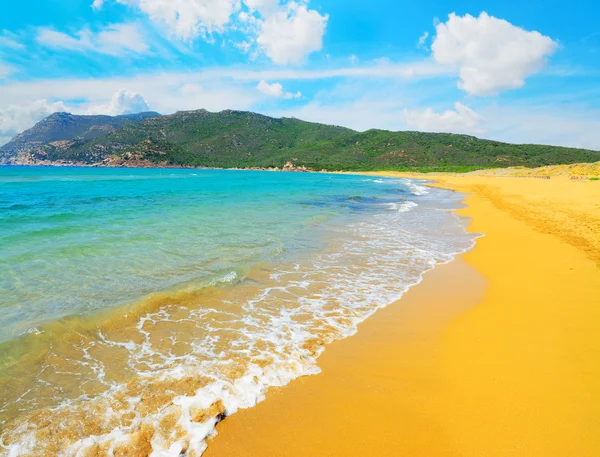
[245,0,279,14]
[37,23,149,55]
[0,63,449,115]
[257,80,284,97]
[235,39,253,54]
[95,23,150,54]
[87,89,151,115]
[257,3,328,64]
[112,0,240,40]
[417,31,429,49]
[403,102,484,134]
[0,33,24,50]
[179,83,203,95]
[432,12,558,95]
[37,28,92,50]
[257,80,301,98]
[284,90,301,99]
[92,1,329,64]
[203,60,447,81]
[349,54,358,64]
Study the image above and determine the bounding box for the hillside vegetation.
[2,109,599,171]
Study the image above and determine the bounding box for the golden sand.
[205,170,600,456]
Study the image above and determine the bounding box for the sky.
[1,0,599,149]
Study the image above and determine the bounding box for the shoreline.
[204,256,487,457]
[1,170,476,456]
[204,172,600,456]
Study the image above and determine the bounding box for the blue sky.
[1,0,599,149]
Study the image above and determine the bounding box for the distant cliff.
[1,109,598,171]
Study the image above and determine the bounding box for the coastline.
[204,173,600,456]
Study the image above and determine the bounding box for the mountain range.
[1,110,598,171]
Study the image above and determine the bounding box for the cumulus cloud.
[257,80,301,99]
[257,3,328,64]
[403,102,484,134]
[37,23,149,55]
[257,80,284,97]
[87,89,151,115]
[432,12,558,95]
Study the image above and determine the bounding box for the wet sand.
[205,174,600,456]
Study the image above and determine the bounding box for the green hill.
[2,109,599,171]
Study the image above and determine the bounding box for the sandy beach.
[205,172,600,456]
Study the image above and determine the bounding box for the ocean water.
[0,166,476,456]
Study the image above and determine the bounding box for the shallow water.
[0,167,476,456]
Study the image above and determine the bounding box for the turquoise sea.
[0,166,476,456]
